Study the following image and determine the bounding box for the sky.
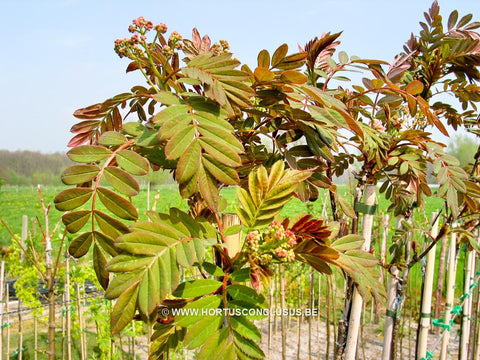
[0,0,478,153]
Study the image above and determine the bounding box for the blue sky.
[0,0,478,153]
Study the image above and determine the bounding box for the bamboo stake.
[459,246,475,360]
[17,299,22,360]
[20,215,27,262]
[344,184,376,360]
[416,213,440,360]
[434,231,449,334]
[65,258,71,360]
[0,261,4,360]
[379,214,390,286]
[268,276,274,358]
[469,253,477,357]
[5,285,9,359]
[34,317,38,360]
[76,284,86,360]
[325,276,331,360]
[297,276,302,360]
[131,320,136,360]
[382,266,400,360]
[280,264,287,360]
[222,214,242,259]
[309,270,314,360]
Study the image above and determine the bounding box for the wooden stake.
[222,213,242,259]
[382,266,400,360]
[280,264,287,360]
[268,277,274,358]
[416,212,439,360]
[434,230,448,334]
[297,276,302,360]
[309,270,314,360]
[344,184,376,360]
[76,284,86,360]
[325,276,331,360]
[20,215,28,263]
[65,258,71,360]
[459,245,475,360]
[17,299,22,360]
[34,317,38,360]
[0,261,4,360]
[5,285,9,359]
[379,214,390,286]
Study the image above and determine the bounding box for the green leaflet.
[229,316,262,341]
[98,131,127,146]
[69,232,93,258]
[67,145,112,163]
[110,282,139,335]
[115,232,169,255]
[227,285,267,308]
[172,279,222,298]
[103,166,140,196]
[61,164,100,185]
[197,327,230,360]
[175,295,223,328]
[183,315,224,349]
[176,140,201,183]
[97,187,138,220]
[54,188,93,211]
[331,234,365,251]
[236,161,310,228]
[94,210,130,239]
[62,210,91,233]
[116,150,149,176]
[93,243,109,290]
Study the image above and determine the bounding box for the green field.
[0,183,444,246]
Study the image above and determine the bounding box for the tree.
[54,4,480,359]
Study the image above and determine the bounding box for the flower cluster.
[114,17,182,60]
[211,40,231,55]
[244,220,297,265]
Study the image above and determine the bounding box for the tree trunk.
[434,232,448,334]
[416,213,439,360]
[440,230,458,360]
[459,247,475,360]
[344,184,376,360]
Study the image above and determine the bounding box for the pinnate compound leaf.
[110,283,139,335]
[54,188,93,211]
[116,150,149,176]
[62,165,100,185]
[97,187,138,220]
[67,145,112,163]
[69,232,93,258]
[62,210,91,233]
[172,279,222,298]
[103,166,140,196]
